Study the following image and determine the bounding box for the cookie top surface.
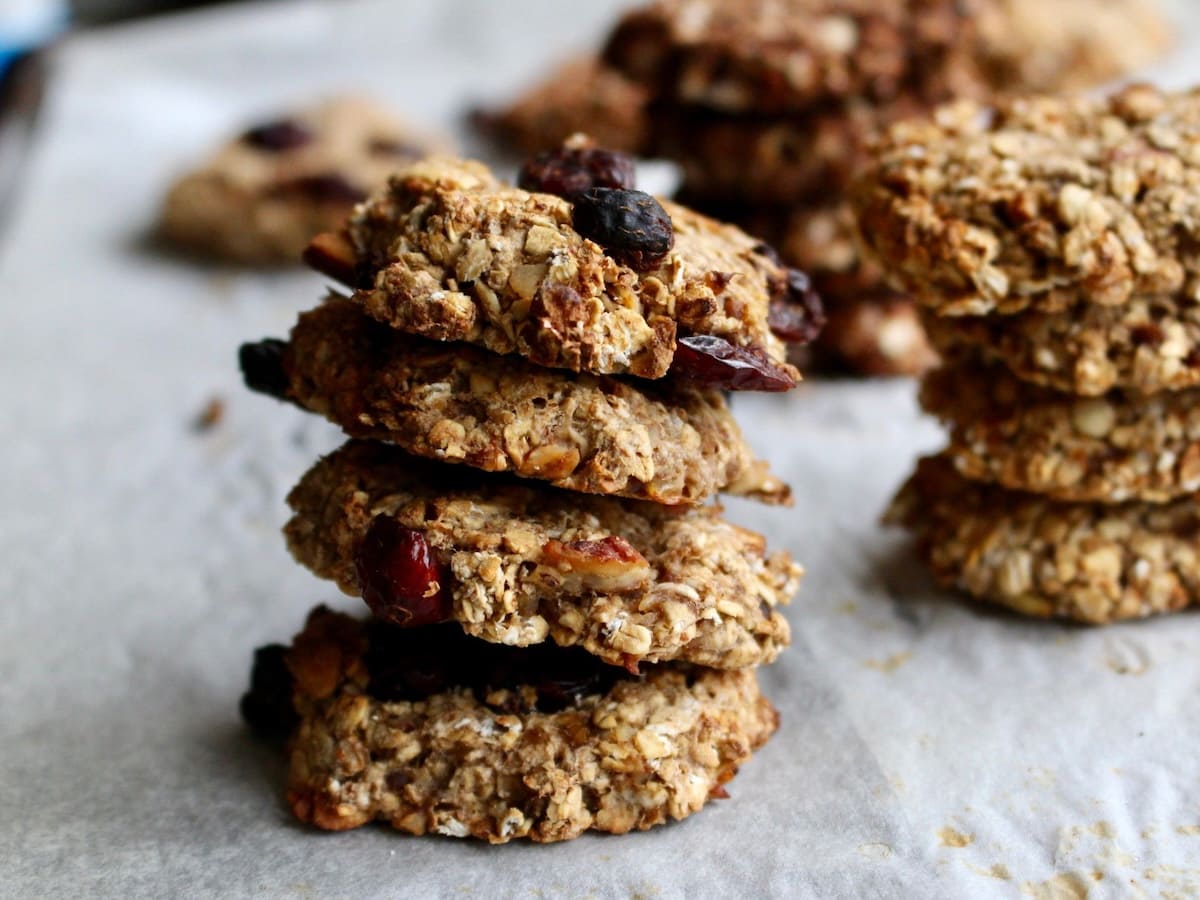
[258,295,789,505]
[924,359,1200,502]
[159,96,445,264]
[284,441,801,670]
[477,57,649,155]
[887,453,1200,623]
[855,85,1200,316]
[309,153,815,387]
[603,0,978,115]
[276,607,778,841]
[923,295,1200,396]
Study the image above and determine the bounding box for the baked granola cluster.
[237,144,810,841]
[857,84,1200,624]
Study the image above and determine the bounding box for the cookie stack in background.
[855,84,1200,625]
[481,0,1170,377]
[237,140,820,842]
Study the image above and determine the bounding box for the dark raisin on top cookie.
[241,118,314,152]
[572,187,674,272]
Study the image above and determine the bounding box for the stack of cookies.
[238,140,820,842]
[855,84,1200,625]
[587,0,1169,376]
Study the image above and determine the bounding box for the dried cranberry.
[1130,322,1165,347]
[241,119,313,152]
[670,335,797,392]
[355,518,452,627]
[768,269,826,345]
[573,188,674,271]
[239,339,290,399]
[275,173,365,204]
[518,147,637,200]
[240,644,297,739]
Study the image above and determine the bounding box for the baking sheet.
[2,1,1200,896]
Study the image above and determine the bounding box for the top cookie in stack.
[596,0,1169,376]
[239,139,816,842]
[855,84,1200,624]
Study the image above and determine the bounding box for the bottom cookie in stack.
[886,455,1200,624]
[245,607,778,843]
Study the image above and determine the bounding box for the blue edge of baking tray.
[0,1,69,79]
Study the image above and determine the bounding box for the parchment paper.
[2,2,1199,897]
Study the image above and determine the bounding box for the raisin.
[355,518,452,627]
[768,269,826,345]
[240,644,297,739]
[573,188,673,271]
[752,241,783,266]
[518,147,637,200]
[367,137,424,158]
[241,119,313,152]
[669,335,797,392]
[239,339,289,399]
[274,173,365,204]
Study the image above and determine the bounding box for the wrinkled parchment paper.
[3,2,1200,896]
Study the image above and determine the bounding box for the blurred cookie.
[886,454,1200,623]
[285,441,802,670]
[159,97,445,264]
[925,359,1200,502]
[976,0,1170,92]
[475,57,649,154]
[243,295,789,505]
[273,607,778,842]
[603,0,978,114]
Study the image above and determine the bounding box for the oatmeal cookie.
[924,360,1200,502]
[308,156,807,386]
[603,0,979,115]
[819,296,937,377]
[159,97,445,265]
[475,57,649,155]
[922,295,1200,396]
[855,85,1200,316]
[886,454,1200,623]
[274,607,778,842]
[976,0,1170,93]
[285,441,802,669]
[251,295,788,505]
